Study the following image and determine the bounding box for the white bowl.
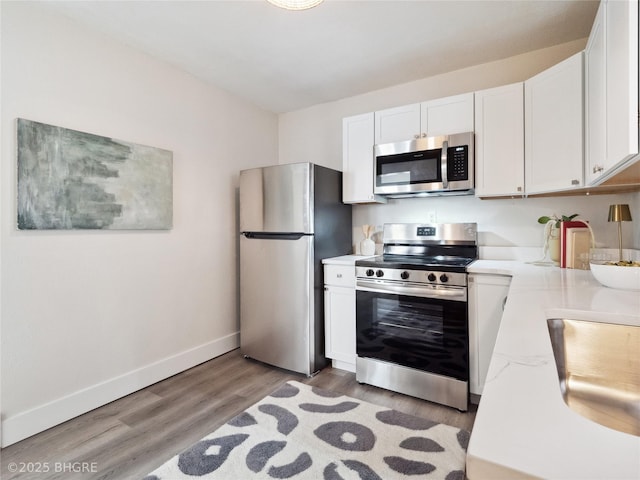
[590,262,640,291]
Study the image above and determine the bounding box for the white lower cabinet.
[324,264,356,372]
[468,273,511,396]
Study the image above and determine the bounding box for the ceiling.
[43,0,599,113]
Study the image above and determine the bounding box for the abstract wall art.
[17,119,173,230]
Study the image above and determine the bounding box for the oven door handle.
[356,279,467,302]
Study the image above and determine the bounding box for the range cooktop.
[356,254,476,273]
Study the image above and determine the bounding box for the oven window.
[374,297,444,338]
[376,150,441,186]
[356,290,468,381]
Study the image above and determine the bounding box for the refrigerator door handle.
[242,232,309,240]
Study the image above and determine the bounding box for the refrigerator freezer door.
[240,163,313,234]
[240,234,315,375]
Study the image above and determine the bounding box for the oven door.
[356,280,469,382]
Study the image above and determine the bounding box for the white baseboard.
[1,332,240,447]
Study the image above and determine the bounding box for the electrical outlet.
[427,211,437,223]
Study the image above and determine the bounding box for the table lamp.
[608,204,632,262]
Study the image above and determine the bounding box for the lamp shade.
[608,204,632,222]
[267,0,323,10]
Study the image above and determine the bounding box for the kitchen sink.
[547,318,640,437]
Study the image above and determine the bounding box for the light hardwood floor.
[1,349,477,479]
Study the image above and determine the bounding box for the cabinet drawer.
[324,265,355,287]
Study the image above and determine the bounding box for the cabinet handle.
[337,273,342,278]
[502,296,508,311]
[421,133,427,138]
[571,179,579,185]
[592,165,604,174]
[517,186,522,192]
[414,134,420,139]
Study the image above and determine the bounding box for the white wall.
[0,2,278,446]
[279,39,640,253]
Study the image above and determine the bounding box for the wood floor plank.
[1,349,476,479]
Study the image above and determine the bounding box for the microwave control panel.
[447,145,468,181]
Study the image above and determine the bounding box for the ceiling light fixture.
[267,0,323,11]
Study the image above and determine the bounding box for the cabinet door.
[605,0,639,171]
[468,274,511,396]
[421,92,474,137]
[525,52,584,194]
[342,113,386,204]
[585,0,607,184]
[374,103,421,144]
[474,83,524,197]
[324,285,356,371]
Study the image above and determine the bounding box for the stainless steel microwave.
[374,132,474,197]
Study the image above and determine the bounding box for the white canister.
[360,237,375,256]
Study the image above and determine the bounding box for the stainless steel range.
[355,223,478,411]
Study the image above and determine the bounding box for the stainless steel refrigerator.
[239,162,352,376]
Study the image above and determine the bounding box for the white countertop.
[466,260,640,480]
[322,255,373,265]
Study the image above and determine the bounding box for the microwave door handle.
[441,139,449,188]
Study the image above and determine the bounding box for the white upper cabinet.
[606,0,638,169]
[342,112,387,204]
[585,0,607,184]
[525,52,584,194]
[474,83,525,197]
[374,93,474,145]
[421,92,474,137]
[586,0,639,184]
[374,103,421,145]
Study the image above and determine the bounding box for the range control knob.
[427,273,437,282]
[400,271,410,280]
[366,269,375,277]
[440,274,449,283]
[376,270,384,277]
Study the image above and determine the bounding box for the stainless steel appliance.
[239,162,352,376]
[355,223,478,410]
[374,132,474,197]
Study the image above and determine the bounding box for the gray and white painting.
[17,118,173,230]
